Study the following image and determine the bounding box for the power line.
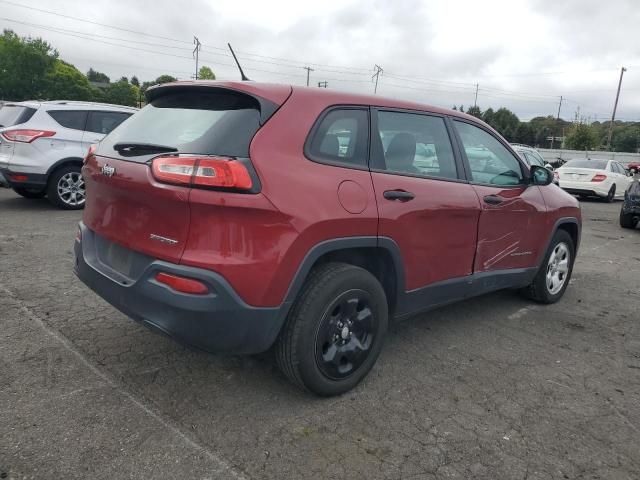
[372,64,383,94]
[0,0,191,44]
[607,66,627,149]
[303,66,314,87]
[193,36,202,79]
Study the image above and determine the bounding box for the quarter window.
[307,109,369,167]
[47,110,87,131]
[375,111,458,179]
[454,121,525,186]
[86,111,131,135]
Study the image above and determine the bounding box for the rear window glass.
[100,90,262,158]
[0,105,36,127]
[48,110,87,130]
[563,159,608,170]
[86,111,131,134]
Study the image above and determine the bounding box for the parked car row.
[0,100,136,208]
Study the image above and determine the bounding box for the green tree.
[466,105,482,119]
[102,80,137,106]
[198,66,216,80]
[119,76,128,83]
[155,74,177,84]
[492,108,520,140]
[130,75,140,87]
[86,67,110,83]
[513,122,536,145]
[452,106,457,111]
[0,30,57,100]
[459,105,464,113]
[612,126,640,153]
[45,60,93,101]
[565,122,598,150]
[482,107,495,126]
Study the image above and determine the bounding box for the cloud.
[1,0,638,120]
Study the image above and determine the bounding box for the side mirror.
[629,168,637,175]
[530,165,552,186]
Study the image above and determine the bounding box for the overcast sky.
[2,0,639,121]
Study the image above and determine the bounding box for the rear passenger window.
[86,111,131,135]
[375,111,458,179]
[454,120,525,186]
[47,110,87,130]
[306,109,369,167]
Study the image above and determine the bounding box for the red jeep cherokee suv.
[74,81,581,396]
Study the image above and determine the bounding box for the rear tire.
[47,165,85,210]
[13,187,46,199]
[620,209,637,229]
[522,229,575,304]
[276,262,388,396]
[605,185,616,203]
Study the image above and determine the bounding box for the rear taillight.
[151,156,253,190]
[1,129,55,143]
[9,174,28,182]
[155,272,208,295]
[84,144,97,165]
[591,174,607,182]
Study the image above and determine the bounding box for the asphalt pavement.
[1,187,639,480]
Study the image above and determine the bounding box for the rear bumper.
[559,179,609,197]
[73,223,289,354]
[0,167,47,190]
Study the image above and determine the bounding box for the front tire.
[13,187,46,199]
[522,229,575,304]
[47,165,85,210]
[276,262,388,396]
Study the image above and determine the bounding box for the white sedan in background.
[556,158,632,202]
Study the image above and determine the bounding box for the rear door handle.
[383,190,415,201]
[483,194,504,205]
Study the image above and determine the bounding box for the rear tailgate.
[558,168,601,182]
[82,155,191,264]
[82,82,289,266]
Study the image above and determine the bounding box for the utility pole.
[473,83,479,108]
[551,95,563,150]
[606,66,627,150]
[318,81,328,88]
[303,66,314,86]
[193,36,201,79]
[372,64,383,94]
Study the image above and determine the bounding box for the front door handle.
[483,194,504,205]
[383,190,415,201]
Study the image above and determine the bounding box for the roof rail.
[42,100,138,110]
[510,143,534,148]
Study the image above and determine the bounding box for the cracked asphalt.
[1,186,639,480]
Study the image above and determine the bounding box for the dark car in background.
[620,177,640,229]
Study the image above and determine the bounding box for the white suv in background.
[0,101,137,209]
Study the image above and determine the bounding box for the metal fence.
[538,149,640,165]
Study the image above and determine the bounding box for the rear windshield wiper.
[113,142,178,156]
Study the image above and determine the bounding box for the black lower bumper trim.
[0,168,47,189]
[74,223,290,354]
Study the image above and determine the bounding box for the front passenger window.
[376,111,458,179]
[454,120,525,186]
